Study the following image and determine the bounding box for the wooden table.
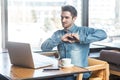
[0,53,89,80]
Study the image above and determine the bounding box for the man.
[41,5,107,80]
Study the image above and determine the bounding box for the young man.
[41,5,107,80]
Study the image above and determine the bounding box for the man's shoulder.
[74,25,88,30]
[53,29,64,34]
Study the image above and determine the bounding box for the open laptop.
[6,41,54,69]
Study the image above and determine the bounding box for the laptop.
[6,41,54,69]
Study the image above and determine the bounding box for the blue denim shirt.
[41,25,107,67]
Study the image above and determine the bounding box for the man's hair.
[61,5,77,17]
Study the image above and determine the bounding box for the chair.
[99,50,120,77]
[0,74,12,80]
[77,57,109,80]
[40,52,109,80]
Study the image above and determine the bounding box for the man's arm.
[41,31,63,51]
[79,27,107,44]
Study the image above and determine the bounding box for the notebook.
[6,41,54,69]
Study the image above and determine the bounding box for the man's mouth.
[62,22,67,25]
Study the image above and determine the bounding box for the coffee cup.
[61,58,72,67]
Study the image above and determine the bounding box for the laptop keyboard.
[32,53,54,68]
[34,61,52,68]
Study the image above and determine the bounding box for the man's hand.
[61,33,80,43]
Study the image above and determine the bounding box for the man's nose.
[62,18,66,22]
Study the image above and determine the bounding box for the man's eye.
[65,17,69,19]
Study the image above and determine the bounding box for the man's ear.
[73,16,77,21]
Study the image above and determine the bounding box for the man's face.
[61,11,76,29]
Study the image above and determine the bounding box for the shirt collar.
[67,24,76,33]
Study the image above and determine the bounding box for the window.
[0,0,2,51]
[7,0,81,50]
[89,0,120,43]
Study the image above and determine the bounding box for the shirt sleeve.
[79,27,107,44]
[41,30,63,51]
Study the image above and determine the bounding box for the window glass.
[8,0,81,49]
[0,0,2,51]
[89,0,120,43]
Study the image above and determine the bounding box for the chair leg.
[76,74,83,80]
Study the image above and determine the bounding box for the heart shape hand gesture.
[61,33,79,43]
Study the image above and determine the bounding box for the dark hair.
[61,5,77,17]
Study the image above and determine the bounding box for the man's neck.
[64,24,74,31]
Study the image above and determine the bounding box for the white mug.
[61,58,71,66]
